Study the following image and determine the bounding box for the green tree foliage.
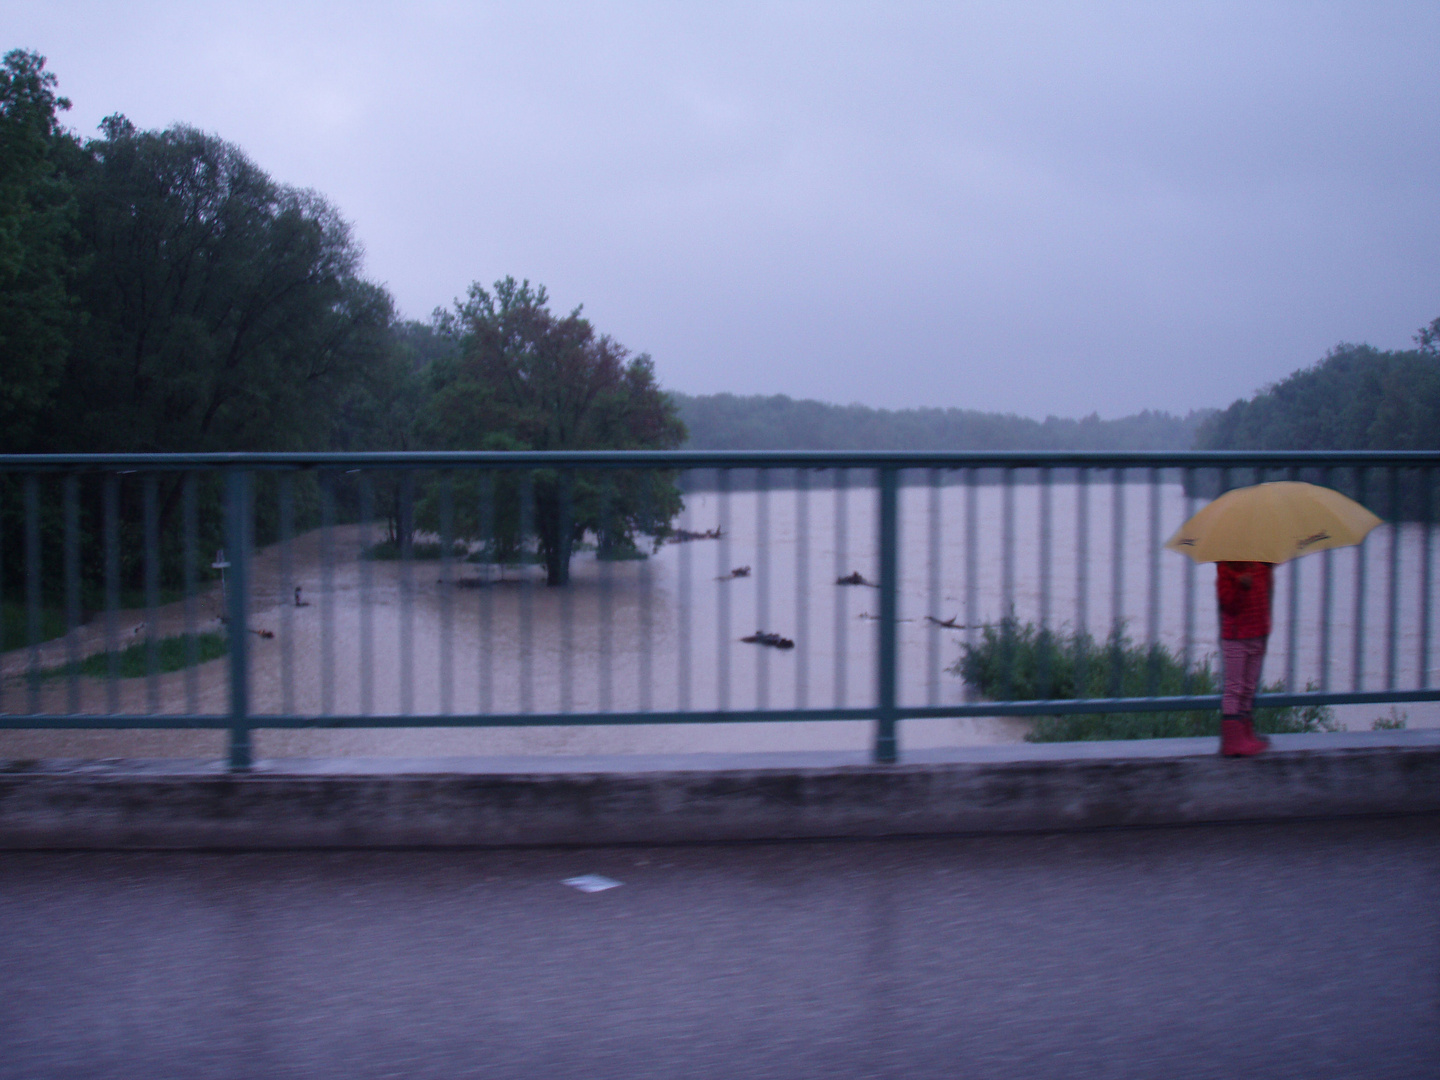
[1193,330,1440,519]
[329,320,455,545]
[1414,317,1440,355]
[332,320,456,454]
[423,278,685,584]
[53,115,394,456]
[0,57,405,597]
[1194,339,1440,453]
[0,49,81,451]
[675,393,1212,451]
[76,116,393,572]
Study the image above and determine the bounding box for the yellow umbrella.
[1166,481,1382,564]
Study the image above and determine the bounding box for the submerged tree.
[423,278,685,585]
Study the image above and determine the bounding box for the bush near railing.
[953,617,1337,741]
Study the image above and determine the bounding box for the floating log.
[924,615,967,629]
[741,630,795,649]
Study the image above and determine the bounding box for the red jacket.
[1217,561,1273,640]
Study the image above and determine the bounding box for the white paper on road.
[563,874,622,893]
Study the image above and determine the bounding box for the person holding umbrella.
[1167,481,1382,757]
[1215,559,1275,756]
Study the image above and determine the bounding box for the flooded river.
[3,479,1436,759]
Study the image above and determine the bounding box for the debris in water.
[742,630,794,649]
[564,874,622,893]
[924,615,966,628]
[670,526,724,542]
[716,566,751,580]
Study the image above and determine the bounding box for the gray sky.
[10,2,1440,418]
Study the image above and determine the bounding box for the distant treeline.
[675,325,1440,463]
[1196,337,1440,453]
[675,393,1213,452]
[1194,333,1440,519]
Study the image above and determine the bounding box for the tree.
[1193,338,1440,453]
[1416,317,1440,355]
[1193,324,1440,518]
[331,319,454,546]
[0,50,81,451]
[424,278,685,585]
[10,113,401,590]
[69,118,397,542]
[53,116,393,457]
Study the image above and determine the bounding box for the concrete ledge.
[1,730,1438,849]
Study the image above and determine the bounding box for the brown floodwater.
[3,482,1434,759]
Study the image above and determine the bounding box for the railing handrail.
[3,449,1440,471]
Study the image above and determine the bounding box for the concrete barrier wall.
[2,732,1438,849]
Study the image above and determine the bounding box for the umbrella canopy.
[1165,481,1382,564]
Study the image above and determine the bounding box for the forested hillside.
[675,393,1212,451]
[1195,333,1440,452]
[1193,328,1440,519]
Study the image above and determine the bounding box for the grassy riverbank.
[39,631,228,681]
[1,602,69,652]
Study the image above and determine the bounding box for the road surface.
[2,814,1437,1079]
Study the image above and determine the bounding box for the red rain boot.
[1220,715,1267,757]
[1240,715,1272,751]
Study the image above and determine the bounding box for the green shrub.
[953,616,1335,741]
[1372,708,1408,730]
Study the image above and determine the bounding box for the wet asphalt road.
[2,816,1437,1080]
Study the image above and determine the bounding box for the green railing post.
[875,466,899,763]
[226,469,252,771]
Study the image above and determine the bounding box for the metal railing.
[2,450,1437,769]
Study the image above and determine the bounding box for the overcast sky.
[9,2,1440,418]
